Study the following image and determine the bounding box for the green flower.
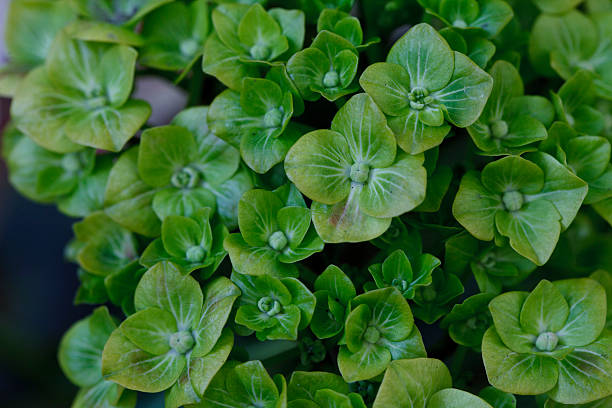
[10,32,150,153]
[417,0,513,38]
[287,30,360,102]
[412,268,464,324]
[285,93,427,243]
[311,265,356,340]
[102,262,239,405]
[368,249,441,299]
[2,124,111,217]
[440,293,495,349]
[373,358,494,408]
[208,76,299,173]
[59,307,137,408]
[482,278,612,404]
[337,287,426,382]
[0,0,76,96]
[360,23,493,154]
[140,208,228,277]
[232,271,315,341]
[224,187,324,277]
[452,153,588,265]
[199,360,287,408]
[202,3,305,90]
[288,371,366,408]
[467,60,554,155]
[139,0,210,74]
[530,10,612,100]
[551,70,606,135]
[541,122,611,206]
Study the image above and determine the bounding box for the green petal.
[59,307,116,387]
[481,156,544,194]
[554,278,607,347]
[359,62,412,116]
[520,280,570,335]
[314,265,356,304]
[433,51,493,127]
[162,216,204,259]
[331,93,396,168]
[388,110,451,154]
[428,388,493,408]
[360,152,427,218]
[224,234,298,277]
[285,129,352,205]
[238,189,284,247]
[202,33,261,91]
[547,331,612,404]
[277,207,312,248]
[488,291,535,353]
[134,262,203,329]
[101,329,185,393]
[373,358,452,408]
[311,188,392,243]
[388,23,454,92]
[337,344,391,382]
[482,327,558,395]
[138,126,197,188]
[120,307,177,355]
[452,171,503,241]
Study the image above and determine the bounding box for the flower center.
[258,296,282,316]
[391,278,409,293]
[491,120,509,139]
[180,38,200,57]
[535,332,559,352]
[502,191,524,212]
[169,331,195,354]
[186,246,206,263]
[408,87,432,110]
[364,326,381,344]
[171,167,200,189]
[250,43,270,60]
[263,108,283,129]
[323,70,340,88]
[350,162,370,183]
[268,231,288,251]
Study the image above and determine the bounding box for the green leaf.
[565,137,611,182]
[224,234,298,277]
[520,280,569,335]
[373,358,452,408]
[59,307,116,387]
[288,371,350,402]
[452,171,503,241]
[482,327,558,395]
[315,265,356,304]
[554,279,607,347]
[72,380,133,408]
[276,207,311,248]
[547,330,612,404]
[120,307,177,355]
[152,187,217,221]
[441,293,495,348]
[237,4,288,62]
[101,329,185,393]
[285,129,352,205]
[72,0,173,26]
[433,51,493,127]
[134,262,203,330]
[388,23,454,92]
[64,20,144,46]
[162,216,204,259]
[337,343,391,383]
[269,8,305,57]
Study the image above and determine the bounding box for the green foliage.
[3,1,612,407]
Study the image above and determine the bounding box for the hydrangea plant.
[2,1,612,407]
